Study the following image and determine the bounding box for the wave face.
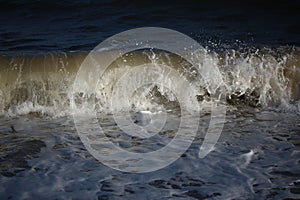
[0,47,299,116]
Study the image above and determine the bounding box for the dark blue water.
[1,0,300,55]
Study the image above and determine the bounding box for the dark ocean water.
[1,0,300,55]
[0,1,300,200]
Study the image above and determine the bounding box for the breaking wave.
[0,46,299,117]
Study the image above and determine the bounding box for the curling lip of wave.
[0,47,299,116]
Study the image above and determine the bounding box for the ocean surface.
[0,1,300,199]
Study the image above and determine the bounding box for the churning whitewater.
[0,47,299,116]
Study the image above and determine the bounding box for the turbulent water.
[1,1,300,200]
[0,47,299,116]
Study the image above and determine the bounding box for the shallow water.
[0,108,299,199]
